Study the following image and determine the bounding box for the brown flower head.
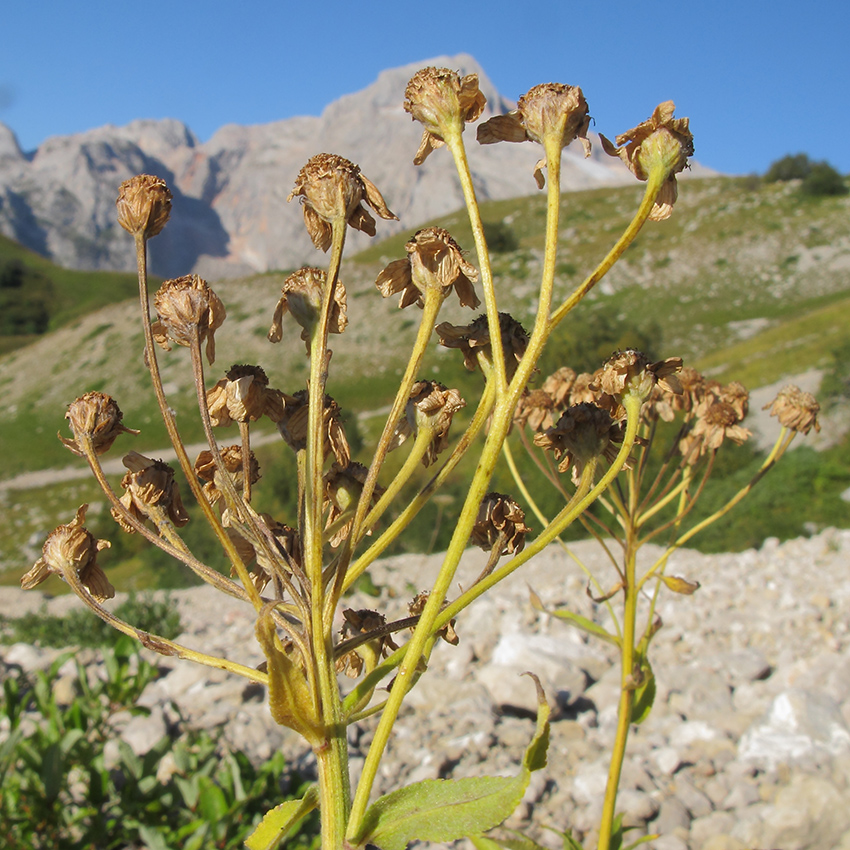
[672,367,707,415]
[227,512,301,594]
[276,390,350,466]
[569,371,603,405]
[408,591,459,645]
[471,492,531,556]
[323,462,384,548]
[116,174,172,239]
[764,385,821,435]
[404,67,487,165]
[478,83,591,188]
[542,367,578,407]
[390,380,466,467]
[112,451,189,533]
[600,101,694,221]
[534,402,628,482]
[376,227,480,310]
[592,349,683,402]
[680,397,751,461]
[21,505,114,601]
[206,365,286,427]
[436,312,529,381]
[267,267,348,349]
[58,391,139,457]
[287,153,397,252]
[335,609,400,678]
[194,445,261,504]
[514,388,558,432]
[718,381,749,421]
[152,275,226,365]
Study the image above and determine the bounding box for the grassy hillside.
[1,174,848,586]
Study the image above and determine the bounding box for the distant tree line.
[0,258,53,336]
[764,153,848,196]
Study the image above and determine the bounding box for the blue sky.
[1,0,848,175]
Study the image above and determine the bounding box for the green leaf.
[630,660,655,725]
[529,588,620,648]
[355,676,550,850]
[470,836,509,850]
[245,785,319,850]
[624,834,659,850]
[197,775,229,822]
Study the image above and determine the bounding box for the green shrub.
[801,161,848,196]
[764,153,812,182]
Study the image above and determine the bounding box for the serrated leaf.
[529,587,620,648]
[355,677,550,850]
[630,661,655,725]
[660,575,700,595]
[245,785,319,850]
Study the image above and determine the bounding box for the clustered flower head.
[116,174,172,240]
[436,312,529,380]
[268,267,348,350]
[288,153,397,251]
[206,364,286,427]
[601,101,694,221]
[478,83,591,188]
[112,451,189,532]
[58,391,139,457]
[376,227,480,309]
[21,505,114,601]
[404,67,487,165]
[390,380,466,467]
[152,274,226,365]
[471,492,531,556]
[764,385,821,435]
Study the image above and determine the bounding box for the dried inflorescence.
[58,391,139,457]
[408,591,459,645]
[478,83,592,188]
[112,451,189,532]
[436,313,529,380]
[404,67,487,164]
[679,382,752,460]
[471,492,531,556]
[390,380,466,467]
[601,101,694,221]
[228,512,301,594]
[323,462,384,548]
[267,267,348,349]
[592,349,683,402]
[206,365,286,427]
[21,505,114,601]
[277,390,350,466]
[152,275,226,365]
[288,153,397,251]
[335,608,400,678]
[195,445,261,504]
[116,174,172,240]
[376,227,480,309]
[764,385,821,434]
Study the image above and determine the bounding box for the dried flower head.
[112,451,189,532]
[152,275,226,365]
[288,154,397,252]
[267,267,348,349]
[116,174,172,239]
[436,312,529,380]
[228,512,301,594]
[376,227,480,310]
[471,492,531,556]
[336,609,400,678]
[542,367,578,407]
[680,397,751,461]
[534,403,628,482]
[390,380,466,467]
[206,365,285,427]
[21,505,114,601]
[277,390,350,466]
[592,349,683,402]
[408,591,459,645]
[513,389,559,432]
[194,445,261,504]
[323,462,382,548]
[600,101,694,221]
[58,391,139,457]
[478,83,591,188]
[764,385,821,435]
[404,67,487,165]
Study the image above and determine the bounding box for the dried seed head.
[277,390,350,466]
[152,275,226,365]
[408,591,459,645]
[404,67,487,165]
[436,312,529,381]
[21,505,114,601]
[116,174,172,239]
[288,154,397,251]
[680,392,752,461]
[268,267,348,349]
[376,227,480,309]
[514,389,558,432]
[59,391,139,457]
[542,367,578,407]
[478,83,591,188]
[593,349,683,402]
[600,101,694,220]
[336,609,399,678]
[227,512,301,594]
[112,451,189,532]
[206,365,286,427]
[764,385,821,435]
[194,445,261,504]
[390,380,466,467]
[323,462,383,547]
[471,492,531,556]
